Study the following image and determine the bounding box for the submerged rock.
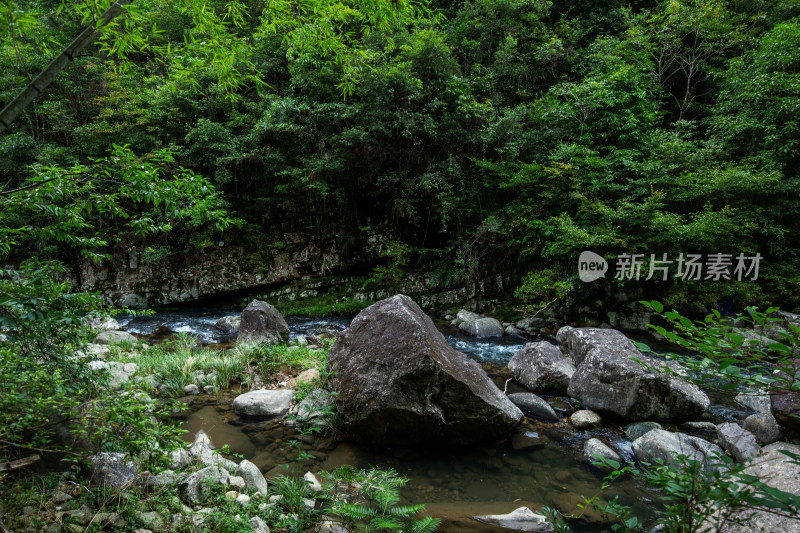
[328,295,523,446]
[508,341,576,395]
[473,506,554,532]
[237,300,289,345]
[562,326,709,421]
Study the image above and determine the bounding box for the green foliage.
[637,300,800,397]
[324,467,440,533]
[588,452,800,533]
[514,267,574,314]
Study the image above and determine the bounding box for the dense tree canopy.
[1,0,799,310]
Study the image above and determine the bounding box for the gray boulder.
[632,429,723,470]
[557,326,636,366]
[459,317,504,338]
[735,391,771,414]
[743,412,781,445]
[717,423,760,462]
[237,300,289,345]
[585,438,621,465]
[290,389,335,424]
[94,330,137,346]
[235,459,268,496]
[711,442,800,533]
[233,389,294,417]
[328,295,523,446]
[188,430,237,470]
[625,421,662,441]
[456,310,481,323]
[215,315,241,334]
[507,393,559,421]
[571,410,602,430]
[508,341,576,395]
[179,466,229,505]
[516,317,545,330]
[88,361,138,388]
[563,327,709,421]
[474,506,553,532]
[86,315,121,331]
[89,452,139,489]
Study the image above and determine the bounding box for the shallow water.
[127,307,662,530]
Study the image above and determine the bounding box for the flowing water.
[124,308,665,531]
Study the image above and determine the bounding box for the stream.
[121,308,668,532]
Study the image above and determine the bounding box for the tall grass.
[109,334,331,398]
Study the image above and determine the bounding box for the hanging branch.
[0,0,132,134]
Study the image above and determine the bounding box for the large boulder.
[179,466,229,506]
[632,429,723,471]
[508,341,576,395]
[89,452,140,489]
[459,317,504,338]
[328,295,523,446]
[94,330,137,346]
[233,389,294,417]
[716,423,760,463]
[237,300,289,345]
[713,442,800,533]
[562,327,710,421]
[557,327,635,366]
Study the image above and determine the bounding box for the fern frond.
[407,516,441,533]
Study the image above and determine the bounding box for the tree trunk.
[0,0,132,134]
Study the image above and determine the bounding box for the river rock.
[215,315,241,334]
[717,423,760,462]
[571,410,601,429]
[734,391,771,413]
[508,341,576,395]
[89,452,139,489]
[743,412,781,445]
[457,309,481,323]
[710,442,800,533]
[188,430,237,470]
[563,327,709,421]
[474,506,553,532]
[507,393,559,421]
[516,317,545,330]
[233,389,294,417]
[290,389,334,424]
[179,466,229,505]
[459,317,504,338]
[625,421,662,441]
[88,361,138,388]
[237,300,289,345]
[94,330,137,346]
[86,315,121,331]
[585,438,621,465]
[328,295,523,446]
[632,429,723,470]
[557,326,635,366]
[235,459,268,496]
